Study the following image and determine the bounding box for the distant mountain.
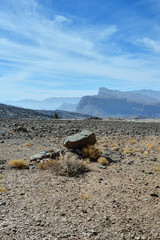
[98,87,160,104]
[132,89,160,100]
[57,103,78,111]
[3,97,80,110]
[76,88,160,118]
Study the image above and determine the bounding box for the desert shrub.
[146,144,154,150]
[38,153,88,177]
[82,145,101,160]
[143,151,149,156]
[53,112,59,119]
[111,144,120,151]
[83,158,91,164]
[8,159,29,168]
[157,147,160,152]
[54,153,88,177]
[123,146,131,154]
[79,194,92,200]
[97,157,109,165]
[129,139,136,144]
[23,142,31,147]
[152,166,160,172]
[133,148,141,152]
[37,160,57,170]
[0,187,7,193]
[0,174,3,179]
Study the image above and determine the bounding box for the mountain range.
[76,88,160,118]
[3,97,80,111]
[1,88,160,118]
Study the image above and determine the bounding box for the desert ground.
[0,118,160,240]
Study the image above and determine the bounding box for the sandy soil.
[0,119,160,240]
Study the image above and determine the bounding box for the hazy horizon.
[0,0,160,101]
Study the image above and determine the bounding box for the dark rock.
[63,130,96,149]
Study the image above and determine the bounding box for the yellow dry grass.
[129,139,136,144]
[123,146,131,154]
[152,166,160,172]
[82,145,101,160]
[0,187,7,193]
[97,157,109,165]
[8,159,29,168]
[79,194,92,200]
[23,142,31,147]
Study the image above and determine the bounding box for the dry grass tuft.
[0,174,3,179]
[143,151,149,156]
[152,166,160,172]
[123,146,131,154]
[146,144,154,150]
[37,160,57,170]
[79,194,92,200]
[133,148,141,152]
[0,187,7,193]
[83,158,91,164]
[8,159,29,168]
[111,144,119,151]
[129,139,136,144]
[23,142,31,147]
[82,145,101,160]
[97,157,110,165]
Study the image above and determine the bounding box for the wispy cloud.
[142,38,160,53]
[0,0,160,100]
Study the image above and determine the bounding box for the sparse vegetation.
[0,187,7,193]
[133,148,141,152]
[23,142,31,147]
[152,166,160,172]
[54,153,88,177]
[37,160,57,170]
[143,151,149,156]
[38,153,88,177]
[8,159,29,168]
[82,145,101,160]
[123,146,131,154]
[79,194,92,200]
[97,157,109,165]
[146,143,154,150]
[129,139,136,144]
[53,112,59,119]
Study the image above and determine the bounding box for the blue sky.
[0,0,160,100]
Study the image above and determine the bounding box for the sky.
[0,0,160,101]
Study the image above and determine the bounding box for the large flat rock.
[63,130,96,149]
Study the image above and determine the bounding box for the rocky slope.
[0,103,91,119]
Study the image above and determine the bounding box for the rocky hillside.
[0,103,92,119]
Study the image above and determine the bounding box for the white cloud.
[142,37,160,53]
[0,0,160,101]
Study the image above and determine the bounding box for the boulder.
[63,130,96,149]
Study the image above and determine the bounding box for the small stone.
[98,164,107,169]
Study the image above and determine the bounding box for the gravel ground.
[0,119,160,240]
